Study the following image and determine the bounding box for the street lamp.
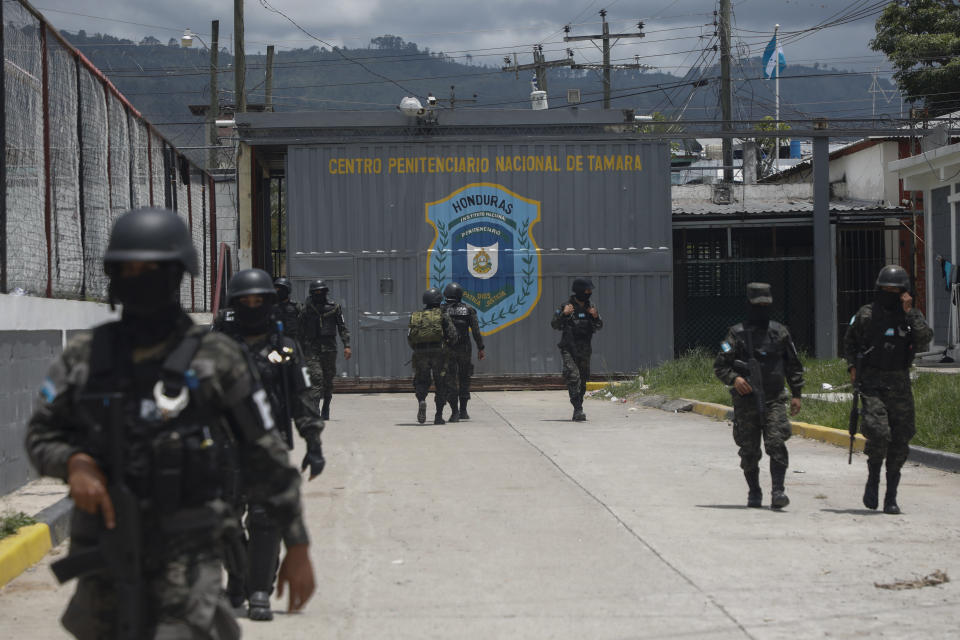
[181,24,220,169]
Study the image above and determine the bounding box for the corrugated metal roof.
[672,199,904,216]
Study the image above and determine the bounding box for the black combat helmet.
[228,269,277,303]
[443,282,463,303]
[875,265,910,291]
[274,276,292,295]
[309,280,330,295]
[572,277,594,295]
[102,207,198,275]
[423,287,443,308]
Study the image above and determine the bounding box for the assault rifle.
[51,392,143,640]
[732,328,765,416]
[272,320,294,448]
[848,352,864,464]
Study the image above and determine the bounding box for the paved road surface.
[2,390,959,639]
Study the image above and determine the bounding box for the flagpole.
[774,23,780,174]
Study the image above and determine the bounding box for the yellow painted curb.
[585,382,607,391]
[689,400,867,452]
[0,523,52,589]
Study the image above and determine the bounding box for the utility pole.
[440,85,477,110]
[209,20,219,170]
[502,46,575,92]
[265,45,275,112]
[719,0,733,182]
[234,0,245,113]
[564,11,647,108]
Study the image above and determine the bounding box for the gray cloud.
[34,0,891,76]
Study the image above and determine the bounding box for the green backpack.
[408,308,444,345]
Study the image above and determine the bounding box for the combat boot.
[248,591,273,621]
[459,399,470,420]
[883,467,901,515]
[572,405,586,421]
[448,400,460,423]
[417,400,427,424]
[320,398,331,421]
[434,406,446,425]
[863,460,881,510]
[770,459,790,509]
[744,469,762,508]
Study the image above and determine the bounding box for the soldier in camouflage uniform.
[843,265,932,514]
[441,282,486,422]
[409,287,458,425]
[551,278,603,421]
[217,269,326,621]
[301,280,351,420]
[273,277,302,345]
[714,283,804,509]
[25,208,314,639]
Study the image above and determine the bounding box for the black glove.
[301,437,326,480]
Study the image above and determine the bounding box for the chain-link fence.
[2,1,218,310]
[674,257,815,356]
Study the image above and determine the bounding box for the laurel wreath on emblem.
[477,218,536,330]
[431,220,449,288]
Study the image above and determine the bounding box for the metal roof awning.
[672,200,907,227]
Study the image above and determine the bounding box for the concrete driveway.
[2,390,959,639]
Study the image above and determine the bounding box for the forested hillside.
[62,31,901,160]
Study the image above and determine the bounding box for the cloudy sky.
[30,0,893,77]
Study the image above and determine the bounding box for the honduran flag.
[762,35,786,79]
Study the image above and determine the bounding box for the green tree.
[756,116,791,177]
[871,0,960,116]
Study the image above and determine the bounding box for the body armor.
[863,303,914,371]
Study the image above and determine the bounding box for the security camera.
[398,96,424,117]
[427,93,437,107]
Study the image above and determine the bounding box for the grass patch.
[609,350,960,454]
[0,511,37,541]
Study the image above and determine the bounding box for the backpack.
[408,308,445,346]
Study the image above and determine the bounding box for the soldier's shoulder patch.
[721,341,732,353]
[40,377,58,403]
[849,315,856,326]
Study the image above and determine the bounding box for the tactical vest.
[242,333,308,447]
[737,322,787,397]
[307,301,339,339]
[446,303,471,343]
[80,324,226,518]
[408,308,445,347]
[863,304,914,370]
[276,301,300,338]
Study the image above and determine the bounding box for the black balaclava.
[234,302,273,335]
[276,287,290,302]
[877,289,902,312]
[312,291,328,306]
[109,263,184,346]
[747,304,770,329]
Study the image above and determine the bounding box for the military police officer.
[714,283,804,509]
[408,287,458,424]
[273,277,302,344]
[301,280,352,420]
[25,208,314,639]
[441,282,486,422]
[217,268,326,621]
[843,265,932,514]
[551,278,602,421]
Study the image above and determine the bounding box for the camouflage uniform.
[442,300,485,415]
[714,321,804,471]
[408,309,458,418]
[274,299,302,345]
[301,299,351,408]
[26,315,308,640]
[218,326,324,612]
[551,296,603,412]
[843,303,932,470]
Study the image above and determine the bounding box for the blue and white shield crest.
[426,183,541,335]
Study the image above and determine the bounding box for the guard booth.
[236,109,672,382]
